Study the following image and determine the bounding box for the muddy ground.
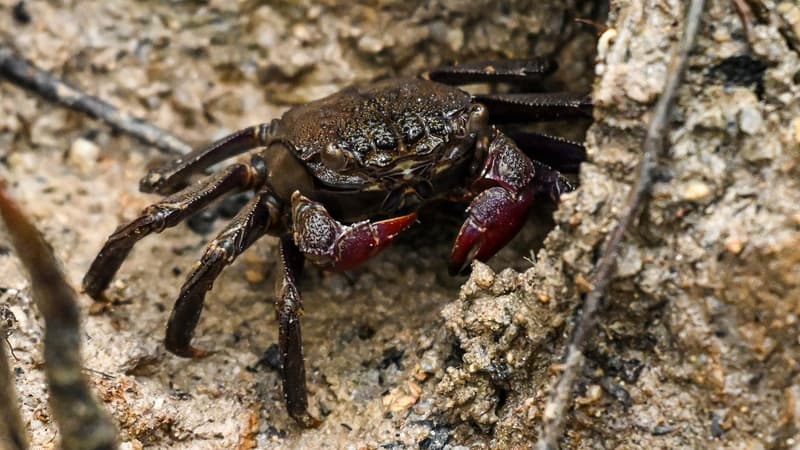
[0,0,798,449]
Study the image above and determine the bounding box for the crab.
[82,58,591,427]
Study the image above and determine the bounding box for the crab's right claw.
[292,192,417,272]
[449,186,535,275]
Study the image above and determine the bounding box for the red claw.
[334,212,417,271]
[449,186,535,275]
[292,191,417,271]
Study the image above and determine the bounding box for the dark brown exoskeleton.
[82,58,591,427]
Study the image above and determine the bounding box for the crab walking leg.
[473,92,593,123]
[291,192,417,271]
[424,57,557,84]
[140,121,277,195]
[165,190,279,357]
[449,131,569,275]
[505,130,587,174]
[83,161,263,299]
[276,234,320,428]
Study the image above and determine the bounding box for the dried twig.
[731,0,757,46]
[0,311,28,450]
[0,44,191,156]
[0,183,118,450]
[536,0,706,448]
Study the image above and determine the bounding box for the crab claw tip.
[448,218,484,276]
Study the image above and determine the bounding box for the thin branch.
[0,308,28,450]
[0,44,191,156]
[731,0,756,46]
[0,183,118,450]
[536,0,706,448]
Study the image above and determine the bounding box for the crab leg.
[275,234,319,427]
[82,161,263,299]
[424,58,556,84]
[474,92,593,122]
[165,189,279,357]
[140,121,277,195]
[504,130,586,174]
[449,131,569,275]
[291,192,417,271]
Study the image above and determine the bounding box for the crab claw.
[292,192,417,271]
[333,213,417,271]
[449,186,536,275]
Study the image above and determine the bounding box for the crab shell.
[264,77,490,224]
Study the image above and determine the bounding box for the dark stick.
[535,1,706,448]
[0,183,118,450]
[0,309,28,450]
[730,0,756,46]
[0,44,191,156]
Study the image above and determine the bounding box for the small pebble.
[792,117,800,145]
[68,138,100,174]
[119,440,145,450]
[471,261,495,289]
[389,394,417,412]
[682,180,712,201]
[418,426,450,450]
[382,387,419,412]
[418,349,440,374]
[407,380,421,397]
[739,106,763,135]
[742,139,781,162]
[652,424,675,435]
[244,269,264,284]
[712,28,731,42]
[172,82,204,113]
[724,237,745,254]
[358,35,385,53]
[576,384,603,405]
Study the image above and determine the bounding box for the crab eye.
[321,143,350,170]
[468,103,489,131]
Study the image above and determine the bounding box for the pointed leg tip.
[292,411,322,428]
[166,343,213,359]
[81,277,108,302]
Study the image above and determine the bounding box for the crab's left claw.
[449,186,536,275]
[449,129,574,275]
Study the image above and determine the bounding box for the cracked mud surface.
[1,1,799,449]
